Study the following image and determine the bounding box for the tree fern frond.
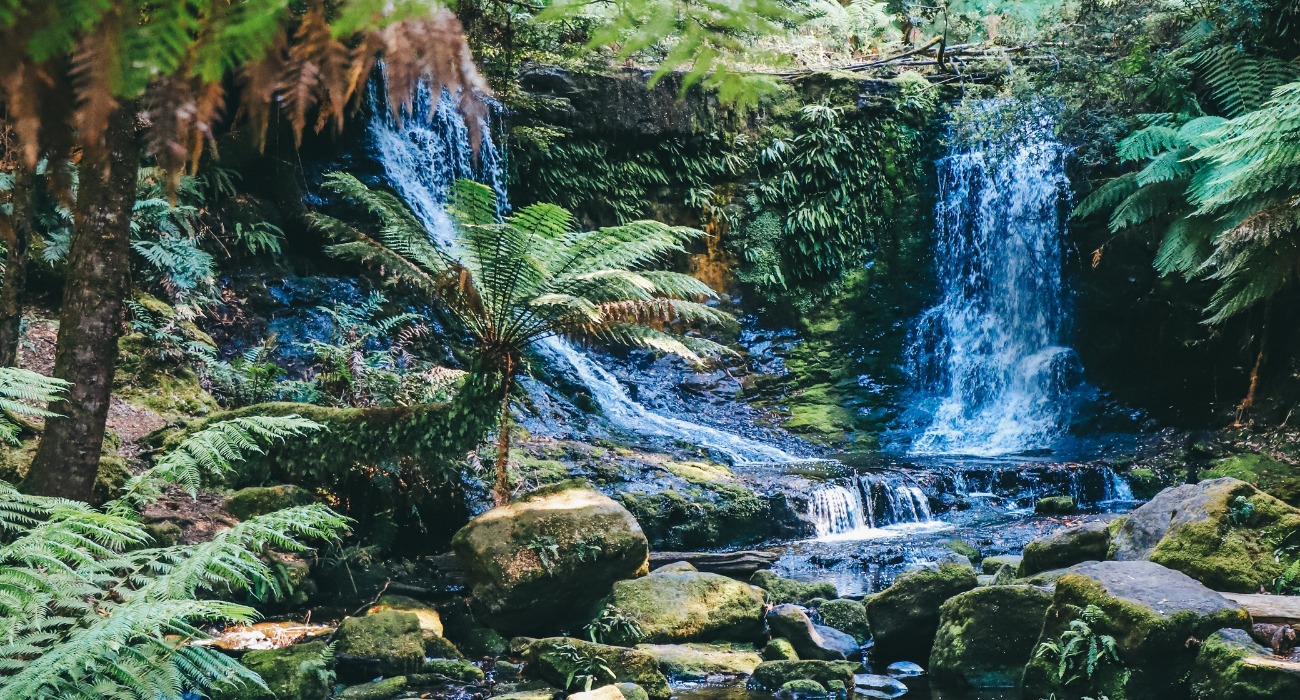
[1118,126,1181,162]
[1109,178,1189,231]
[1072,173,1139,220]
[1137,148,1197,186]
[1154,215,1220,277]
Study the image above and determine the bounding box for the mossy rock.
[619,483,804,551]
[980,554,1021,575]
[211,640,332,700]
[1127,468,1167,500]
[462,627,510,657]
[1034,496,1077,515]
[1191,628,1300,699]
[114,330,220,418]
[928,585,1053,689]
[143,520,183,547]
[367,594,444,638]
[335,609,426,682]
[780,680,827,694]
[336,677,408,700]
[817,599,869,644]
[615,683,649,700]
[451,485,650,637]
[1201,453,1300,508]
[940,539,980,562]
[525,637,671,700]
[1018,521,1111,577]
[763,638,799,661]
[426,634,463,659]
[1022,561,1251,700]
[422,659,485,681]
[519,457,573,486]
[1114,478,1300,593]
[634,643,763,679]
[749,660,859,692]
[593,570,765,645]
[224,484,316,520]
[751,570,838,604]
[866,564,978,664]
[662,461,734,484]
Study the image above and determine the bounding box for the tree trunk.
[494,372,514,505]
[22,105,139,501]
[0,167,33,368]
[1236,297,1273,422]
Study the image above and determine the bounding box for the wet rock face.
[1113,477,1300,592]
[593,570,766,646]
[751,570,839,604]
[211,640,332,700]
[633,643,763,679]
[334,609,426,682]
[1192,628,1300,699]
[450,486,649,637]
[766,604,859,661]
[927,585,1053,689]
[1017,521,1111,577]
[1022,561,1251,700]
[866,563,979,664]
[525,637,671,700]
[749,660,860,692]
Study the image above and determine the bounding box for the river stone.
[335,609,426,682]
[569,685,625,700]
[486,688,563,700]
[1017,521,1110,577]
[652,561,698,573]
[764,638,799,660]
[616,683,649,700]
[1113,477,1300,593]
[927,585,1053,688]
[336,677,407,700]
[853,674,909,697]
[980,554,1022,575]
[866,563,978,664]
[818,599,870,643]
[525,637,671,700]
[767,604,859,660]
[1022,561,1251,700]
[212,640,332,700]
[422,659,485,681]
[451,485,649,636]
[368,594,443,637]
[223,484,315,520]
[750,660,859,692]
[634,643,763,679]
[751,570,839,604]
[593,570,765,645]
[780,679,826,695]
[1034,496,1077,515]
[1192,628,1300,698]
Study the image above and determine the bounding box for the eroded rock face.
[1022,561,1251,700]
[525,638,671,700]
[594,569,766,645]
[451,486,649,636]
[1112,477,1300,592]
[866,563,978,664]
[766,604,859,661]
[1017,521,1110,577]
[928,585,1053,689]
[1192,629,1300,699]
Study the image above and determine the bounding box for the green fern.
[0,367,68,445]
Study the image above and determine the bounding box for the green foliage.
[234,221,284,256]
[199,337,288,408]
[552,642,616,692]
[0,367,67,445]
[1228,495,1256,526]
[1034,604,1124,690]
[527,534,561,574]
[131,169,217,305]
[584,605,645,645]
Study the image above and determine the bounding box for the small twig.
[326,578,391,643]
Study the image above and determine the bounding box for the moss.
[519,457,572,486]
[619,482,784,550]
[781,680,826,694]
[462,627,510,657]
[1201,453,1300,507]
[866,564,979,664]
[928,585,1053,689]
[616,683,649,700]
[662,461,734,484]
[1035,496,1077,515]
[750,570,838,604]
[1127,468,1167,500]
[749,660,859,692]
[224,484,315,520]
[633,643,763,679]
[336,610,426,678]
[941,539,980,561]
[114,332,219,418]
[422,659,485,681]
[212,641,332,700]
[764,638,799,661]
[426,635,463,659]
[817,599,869,643]
[1191,628,1300,699]
[526,637,671,700]
[595,571,766,645]
[337,677,408,700]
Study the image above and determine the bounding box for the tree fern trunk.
[1237,297,1272,420]
[22,105,139,501]
[494,372,514,505]
[0,168,32,368]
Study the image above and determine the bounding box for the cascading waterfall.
[904,102,1082,457]
[368,74,801,464]
[807,474,936,540]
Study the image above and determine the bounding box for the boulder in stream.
[1113,477,1300,593]
[750,660,860,692]
[212,640,332,700]
[335,609,426,682]
[751,570,838,604]
[980,554,1022,575]
[1022,561,1251,700]
[764,638,799,661]
[866,563,978,664]
[766,604,859,660]
[592,569,766,645]
[633,643,763,679]
[927,585,1053,688]
[1191,628,1300,698]
[817,599,870,643]
[336,677,407,700]
[451,485,649,636]
[525,637,671,700]
[1017,520,1110,577]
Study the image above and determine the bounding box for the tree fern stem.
[1236,297,1272,419]
[495,369,514,506]
[0,167,32,368]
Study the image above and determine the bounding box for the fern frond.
[1118,126,1181,162]
[1072,173,1139,220]
[1109,178,1189,231]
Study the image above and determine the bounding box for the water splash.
[806,475,940,540]
[904,102,1079,456]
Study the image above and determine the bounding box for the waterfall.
[904,102,1080,456]
[367,73,802,465]
[808,483,870,538]
[1103,467,1135,502]
[806,475,938,540]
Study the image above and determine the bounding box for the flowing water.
[903,103,1080,457]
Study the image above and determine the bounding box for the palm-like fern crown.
[316,172,733,368]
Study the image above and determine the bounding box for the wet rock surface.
[1192,629,1300,700]
[633,643,763,679]
[928,584,1053,688]
[1017,520,1111,576]
[766,604,859,661]
[594,569,766,645]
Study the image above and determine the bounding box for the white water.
[905,103,1080,456]
[807,475,942,541]
[369,75,802,465]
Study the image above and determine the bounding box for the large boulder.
[750,570,838,604]
[525,638,671,700]
[224,484,315,520]
[593,570,765,645]
[335,610,426,682]
[451,485,650,636]
[980,555,1022,575]
[866,563,978,664]
[1113,478,1300,592]
[1022,561,1251,700]
[817,599,870,643]
[1200,453,1300,508]
[1191,628,1300,699]
[1017,521,1110,577]
[212,641,332,700]
[766,604,858,661]
[633,643,763,679]
[749,660,859,692]
[368,594,443,637]
[928,585,1053,689]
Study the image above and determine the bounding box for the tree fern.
[0,367,68,445]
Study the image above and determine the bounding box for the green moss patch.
[526,638,671,699]
[750,570,838,604]
[1201,453,1300,507]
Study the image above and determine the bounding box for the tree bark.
[22,105,139,501]
[494,371,514,505]
[0,167,33,368]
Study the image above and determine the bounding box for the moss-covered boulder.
[451,485,649,636]
[634,643,763,679]
[212,640,332,700]
[751,570,838,604]
[335,610,426,682]
[615,684,648,700]
[1018,521,1111,577]
[764,638,799,661]
[749,660,858,692]
[866,564,978,664]
[780,679,826,694]
[980,555,1022,575]
[462,627,510,657]
[421,659,485,681]
[224,484,315,520]
[593,570,765,645]
[525,638,670,700]
[1022,561,1251,700]
[927,585,1053,688]
[1191,628,1300,699]
[1113,478,1300,593]
[817,599,869,643]
[766,604,858,660]
[1035,496,1077,515]
[336,677,407,700]
[367,594,443,637]
[1201,453,1300,508]
[492,689,564,700]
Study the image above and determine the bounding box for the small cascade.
[807,483,870,538]
[1103,467,1135,502]
[807,474,936,540]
